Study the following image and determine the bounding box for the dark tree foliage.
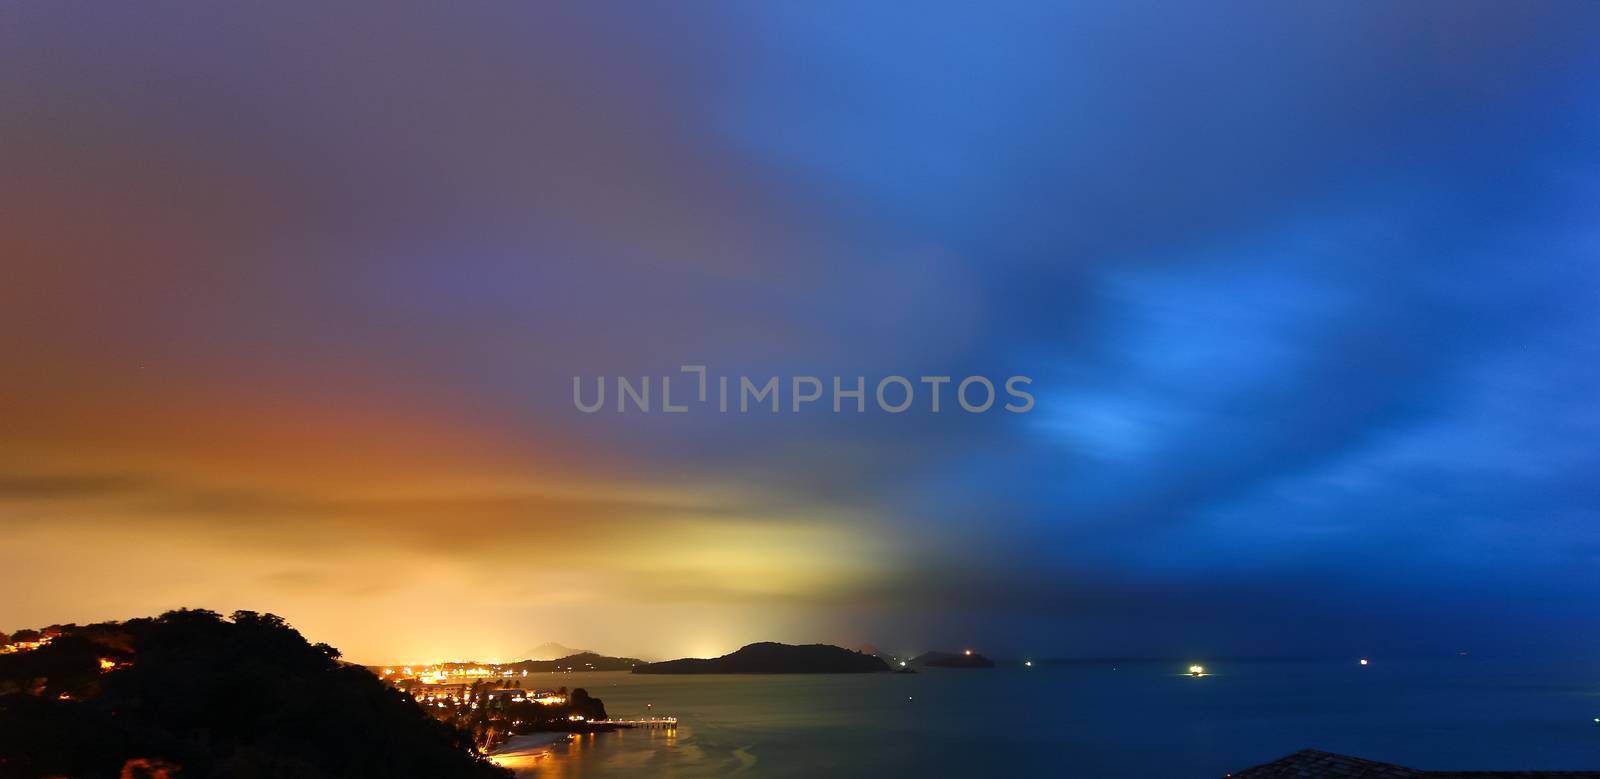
[0,609,509,779]
[566,689,606,722]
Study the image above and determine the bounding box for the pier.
[592,717,678,729]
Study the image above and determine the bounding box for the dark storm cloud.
[0,474,152,501]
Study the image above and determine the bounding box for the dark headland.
[633,642,890,674]
[1233,748,1593,777]
[0,609,507,779]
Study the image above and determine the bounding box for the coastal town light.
[963,649,972,656]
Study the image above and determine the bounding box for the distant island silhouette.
[912,650,996,668]
[633,642,890,674]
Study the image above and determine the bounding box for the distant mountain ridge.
[509,652,644,672]
[520,642,592,661]
[634,642,890,674]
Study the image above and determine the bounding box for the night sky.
[3,2,1598,663]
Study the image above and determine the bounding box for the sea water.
[501,657,1600,778]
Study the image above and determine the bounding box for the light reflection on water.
[495,659,1600,777]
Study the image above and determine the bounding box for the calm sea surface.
[500,658,1600,778]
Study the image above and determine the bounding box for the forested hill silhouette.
[0,609,507,779]
[633,642,890,674]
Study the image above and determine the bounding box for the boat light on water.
[1188,665,1205,676]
